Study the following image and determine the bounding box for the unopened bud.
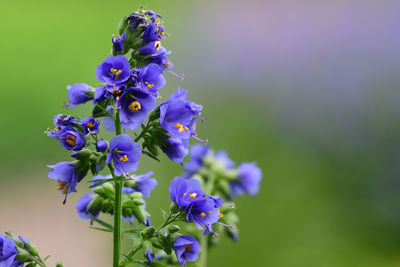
[56,261,64,267]
[142,226,155,238]
[15,247,30,262]
[167,225,180,233]
[24,241,39,256]
[169,203,179,214]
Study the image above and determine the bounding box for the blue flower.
[145,248,154,264]
[160,88,203,140]
[59,129,86,151]
[131,63,166,95]
[95,56,131,89]
[183,144,210,176]
[76,193,100,220]
[123,171,157,197]
[112,32,126,52]
[0,234,21,267]
[148,47,173,70]
[96,140,108,152]
[186,197,221,232]
[48,162,85,198]
[169,177,205,210]
[67,83,93,108]
[173,235,200,267]
[106,134,142,176]
[161,137,189,163]
[126,12,146,31]
[143,21,165,42]
[53,114,78,127]
[138,41,163,55]
[230,162,262,197]
[214,150,235,169]
[94,85,111,104]
[117,88,157,130]
[79,117,100,135]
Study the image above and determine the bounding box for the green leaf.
[90,215,113,230]
[89,226,113,233]
[142,150,160,162]
[89,178,114,188]
[43,255,51,262]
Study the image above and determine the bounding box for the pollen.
[189,193,197,199]
[184,244,192,252]
[110,68,122,76]
[86,121,94,128]
[57,181,69,195]
[163,61,171,67]
[128,101,141,112]
[65,135,76,146]
[154,41,161,51]
[183,193,187,197]
[184,126,189,131]
[219,213,224,218]
[208,211,212,215]
[111,89,121,95]
[200,212,206,217]
[119,155,129,162]
[175,123,184,133]
[145,82,154,88]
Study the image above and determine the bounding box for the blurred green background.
[1,0,400,266]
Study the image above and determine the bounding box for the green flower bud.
[23,241,39,256]
[142,226,155,238]
[132,198,145,206]
[25,263,36,267]
[167,225,180,233]
[72,148,92,160]
[87,196,104,213]
[56,261,64,267]
[150,237,165,249]
[122,207,133,218]
[102,199,113,213]
[5,232,23,247]
[131,205,147,224]
[102,182,115,198]
[15,247,30,262]
[169,203,180,214]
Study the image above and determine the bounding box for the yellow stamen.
[217,208,220,212]
[183,193,187,197]
[111,89,121,95]
[128,101,141,112]
[57,180,69,195]
[208,211,212,215]
[184,244,192,252]
[65,135,76,146]
[154,41,161,51]
[145,82,154,88]
[86,121,94,128]
[119,155,129,162]
[184,126,189,131]
[219,213,224,218]
[163,61,171,67]
[200,212,206,217]
[175,123,184,133]
[62,187,69,195]
[189,193,197,199]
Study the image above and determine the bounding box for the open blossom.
[126,11,146,31]
[95,55,131,90]
[123,171,157,197]
[148,47,173,70]
[79,117,100,135]
[173,235,200,267]
[183,144,210,176]
[0,234,21,267]
[143,21,165,42]
[67,83,93,108]
[59,129,86,151]
[106,134,142,176]
[117,88,157,130]
[48,162,85,198]
[230,162,262,197]
[112,32,126,52]
[161,137,189,164]
[131,63,166,95]
[160,88,203,140]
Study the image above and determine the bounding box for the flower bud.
[142,226,155,238]
[25,263,36,267]
[87,196,104,213]
[23,241,39,256]
[15,247,30,262]
[122,207,133,218]
[149,237,165,249]
[56,262,64,267]
[102,199,113,213]
[131,205,147,224]
[5,232,23,247]
[167,225,180,233]
[71,148,92,160]
[169,203,179,214]
[96,140,108,152]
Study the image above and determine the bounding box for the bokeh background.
[1,0,400,266]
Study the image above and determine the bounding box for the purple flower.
[173,235,200,267]
[145,248,154,263]
[148,47,173,70]
[95,56,130,89]
[169,177,205,209]
[79,117,100,135]
[186,197,221,232]
[123,171,157,197]
[117,88,157,130]
[230,162,262,197]
[59,129,86,151]
[54,114,78,127]
[183,144,210,176]
[76,193,100,220]
[160,88,203,140]
[143,21,165,42]
[67,83,93,108]
[94,85,111,103]
[112,32,126,52]
[96,140,108,152]
[48,162,84,197]
[103,106,116,132]
[131,63,166,95]
[127,12,146,31]
[161,137,189,163]
[138,41,163,55]
[106,134,142,176]
[0,234,21,267]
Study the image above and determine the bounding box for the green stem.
[112,110,122,267]
[198,174,216,267]
[134,120,152,142]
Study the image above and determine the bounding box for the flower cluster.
[40,7,263,267]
